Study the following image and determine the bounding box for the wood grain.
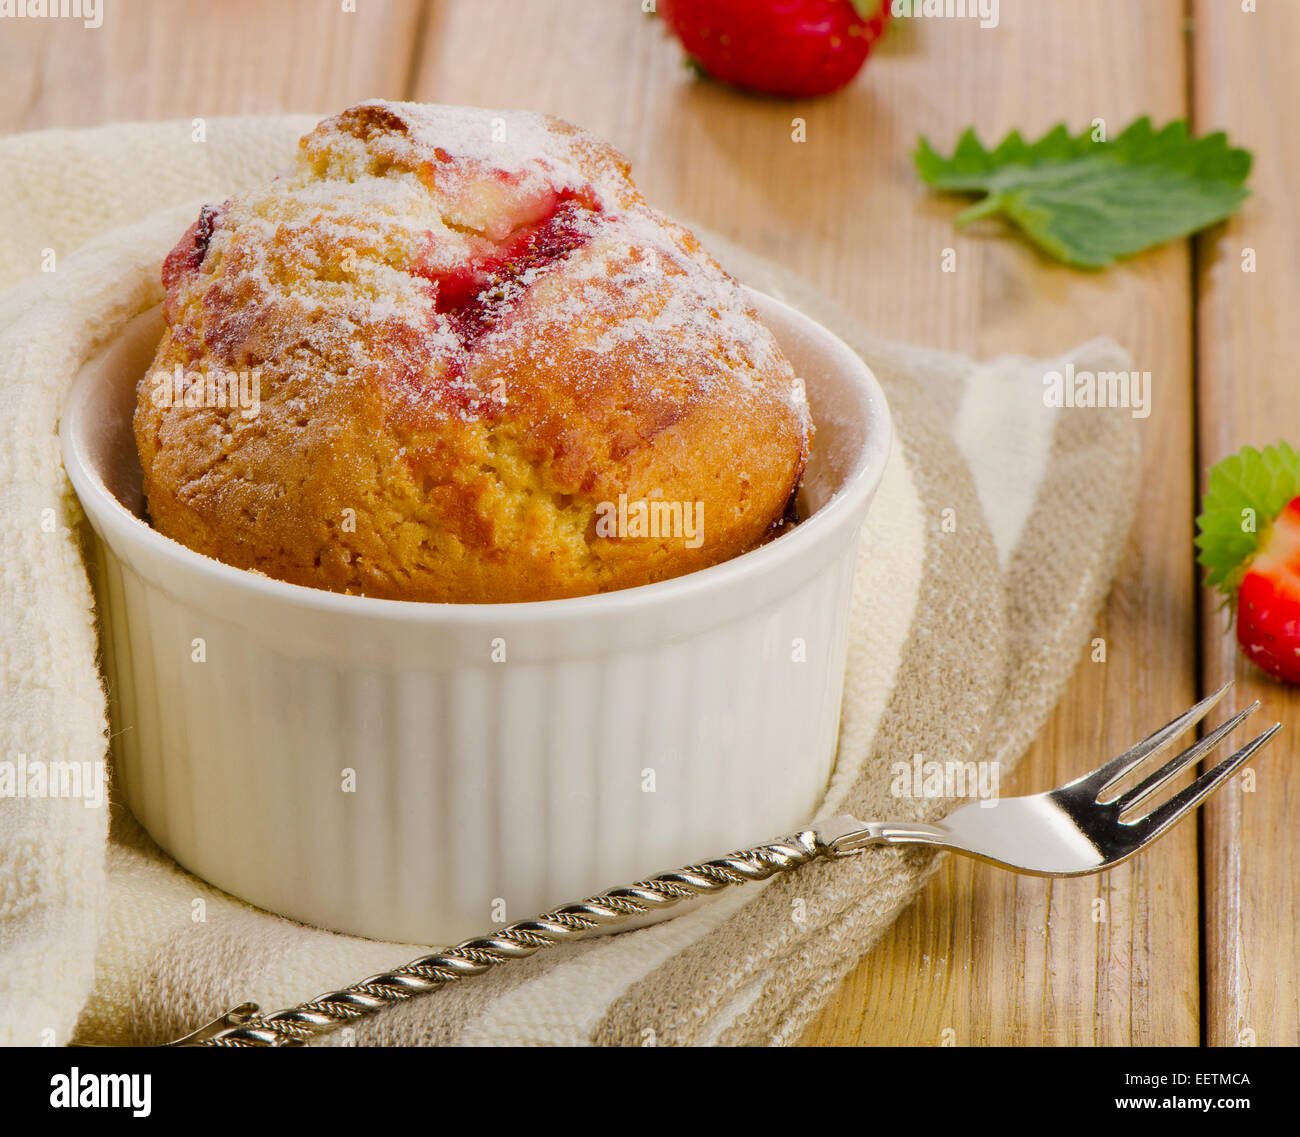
[801,2,1202,1045]
[0,0,425,133]
[408,0,1202,1046]
[1192,0,1300,1048]
[0,0,1255,1045]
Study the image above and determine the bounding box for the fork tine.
[1132,722,1282,839]
[1078,682,1232,797]
[1117,701,1259,814]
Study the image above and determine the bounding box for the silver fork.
[823,681,1280,873]
[175,683,1279,1046]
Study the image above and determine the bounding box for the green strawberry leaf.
[683,54,712,80]
[850,0,884,19]
[914,118,1252,267]
[1196,442,1300,599]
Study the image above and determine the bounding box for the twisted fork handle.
[173,818,873,1046]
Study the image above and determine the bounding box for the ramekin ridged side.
[61,289,891,945]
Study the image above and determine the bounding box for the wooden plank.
[0,0,1206,1044]
[803,1,1199,1047]
[0,0,425,134]
[411,0,1200,1044]
[1191,0,1300,1049]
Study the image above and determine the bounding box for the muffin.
[135,101,812,603]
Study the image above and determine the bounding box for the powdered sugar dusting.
[160,100,810,434]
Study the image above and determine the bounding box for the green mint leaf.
[914,118,1252,267]
[1195,442,1300,598]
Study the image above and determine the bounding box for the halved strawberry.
[1196,442,1300,683]
[657,0,891,99]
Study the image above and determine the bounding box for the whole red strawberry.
[1197,442,1300,684]
[657,0,890,99]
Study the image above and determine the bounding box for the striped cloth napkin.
[0,114,1138,1046]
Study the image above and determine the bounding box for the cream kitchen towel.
[0,114,1139,1047]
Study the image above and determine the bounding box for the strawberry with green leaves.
[657,0,890,99]
[1197,442,1300,684]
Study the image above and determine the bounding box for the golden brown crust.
[135,101,812,603]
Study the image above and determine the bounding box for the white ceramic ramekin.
[60,288,891,945]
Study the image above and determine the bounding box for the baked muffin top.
[136,101,812,603]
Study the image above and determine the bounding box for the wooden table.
[3,0,1295,1046]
